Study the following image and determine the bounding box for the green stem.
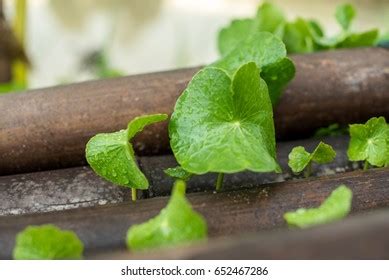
[12,0,28,87]
[363,160,369,171]
[216,173,224,192]
[131,188,137,201]
[304,162,312,178]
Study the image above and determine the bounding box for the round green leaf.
[169,62,280,174]
[13,224,84,260]
[347,117,389,167]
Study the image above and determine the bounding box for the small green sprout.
[86,114,168,201]
[13,224,84,260]
[284,185,353,228]
[347,117,389,170]
[164,166,193,181]
[335,3,356,32]
[126,180,207,251]
[169,62,281,191]
[288,142,336,177]
[314,123,348,138]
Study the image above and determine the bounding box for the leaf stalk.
[131,188,137,201]
[216,173,225,192]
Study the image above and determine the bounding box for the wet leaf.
[86,114,168,189]
[169,62,280,175]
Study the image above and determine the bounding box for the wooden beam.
[0,167,388,259]
[0,136,353,216]
[97,209,389,260]
[0,48,389,175]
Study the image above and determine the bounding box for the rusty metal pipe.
[0,168,388,259]
[0,48,389,175]
[0,136,355,216]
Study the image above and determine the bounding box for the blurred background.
[1,0,388,89]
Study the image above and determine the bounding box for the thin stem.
[304,162,312,178]
[363,160,369,171]
[216,173,224,192]
[12,0,27,87]
[131,188,137,201]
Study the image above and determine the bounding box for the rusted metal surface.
[98,209,389,260]
[0,168,388,259]
[0,136,356,216]
[0,48,388,175]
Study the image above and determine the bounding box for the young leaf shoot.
[126,180,207,251]
[335,3,356,31]
[164,166,193,181]
[213,31,295,105]
[217,2,378,56]
[284,185,353,228]
[13,224,84,260]
[169,62,281,191]
[218,2,286,56]
[86,114,168,201]
[347,117,389,169]
[288,141,336,177]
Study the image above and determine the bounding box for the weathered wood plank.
[0,48,388,175]
[0,168,388,259]
[97,209,389,260]
[0,136,355,216]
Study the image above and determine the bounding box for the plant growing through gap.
[13,224,84,260]
[85,114,168,201]
[164,166,193,181]
[218,2,379,55]
[284,185,353,228]
[288,141,336,177]
[169,62,281,191]
[126,180,207,251]
[347,116,389,170]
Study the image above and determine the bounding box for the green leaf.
[314,123,348,138]
[284,185,353,228]
[336,29,379,48]
[0,82,26,94]
[13,224,83,260]
[164,166,193,181]
[347,117,389,167]
[335,3,356,31]
[212,32,295,105]
[288,142,336,173]
[217,3,285,57]
[126,180,207,251]
[254,2,286,34]
[218,18,254,57]
[86,114,168,189]
[169,62,280,175]
[283,18,315,54]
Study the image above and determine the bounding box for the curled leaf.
[164,166,193,181]
[284,185,353,228]
[288,142,336,173]
[126,180,207,251]
[86,114,168,189]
